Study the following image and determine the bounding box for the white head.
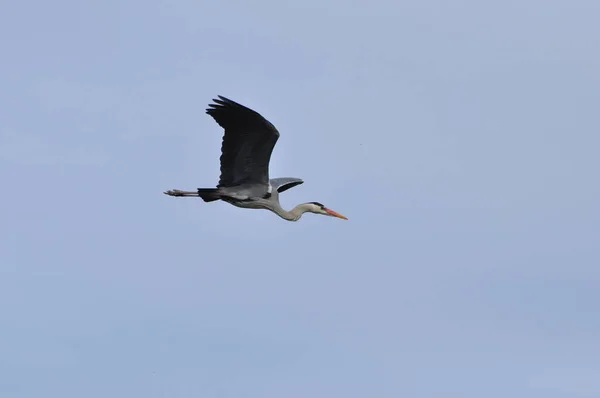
[303,201,348,220]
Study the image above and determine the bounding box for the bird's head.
[304,202,348,220]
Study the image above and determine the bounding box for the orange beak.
[325,208,348,220]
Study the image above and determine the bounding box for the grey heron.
[164,95,348,222]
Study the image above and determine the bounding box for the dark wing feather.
[206,96,280,188]
[270,177,304,193]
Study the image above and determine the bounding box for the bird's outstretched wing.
[206,95,280,188]
[270,177,304,193]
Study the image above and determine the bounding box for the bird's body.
[165,96,347,222]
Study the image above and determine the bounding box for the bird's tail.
[197,188,220,202]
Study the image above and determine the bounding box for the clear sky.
[1,0,599,397]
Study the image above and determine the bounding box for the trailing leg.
[163,188,220,202]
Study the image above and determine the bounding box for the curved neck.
[273,203,314,222]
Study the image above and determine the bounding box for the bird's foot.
[164,189,184,197]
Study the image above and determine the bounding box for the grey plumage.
[269,177,304,193]
[164,95,347,222]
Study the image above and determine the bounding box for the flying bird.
[164,95,348,222]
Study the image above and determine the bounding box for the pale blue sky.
[1,0,599,397]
